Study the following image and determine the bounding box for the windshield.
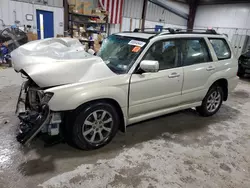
[97,35,148,74]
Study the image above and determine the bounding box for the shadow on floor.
[239,74,250,82]
[17,104,241,176]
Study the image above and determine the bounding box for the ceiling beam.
[187,0,199,29]
[149,0,189,20]
[199,0,250,5]
[141,0,148,31]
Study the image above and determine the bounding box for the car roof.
[115,32,227,41]
[115,32,156,39]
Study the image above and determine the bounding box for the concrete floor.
[0,68,250,188]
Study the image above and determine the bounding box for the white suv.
[13,29,238,150]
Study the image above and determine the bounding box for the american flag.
[99,0,124,24]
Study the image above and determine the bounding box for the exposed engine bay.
[16,78,62,145]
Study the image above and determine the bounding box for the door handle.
[168,72,180,78]
[206,66,215,71]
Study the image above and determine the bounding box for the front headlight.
[42,92,54,104]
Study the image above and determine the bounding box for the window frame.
[179,37,213,67]
[140,38,182,72]
[208,38,232,61]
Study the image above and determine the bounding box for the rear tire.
[237,67,245,78]
[68,102,119,150]
[196,86,223,117]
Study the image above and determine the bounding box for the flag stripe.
[116,0,121,24]
[111,0,115,24]
[120,0,124,25]
[104,0,107,9]
[108,0,112,23]
[112,0,117,24]
[100,0,123,24]
[115,0,120,24]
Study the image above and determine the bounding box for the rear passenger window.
[209,38,231,60]
[181,38,212,66]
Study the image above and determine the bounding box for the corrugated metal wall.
[0,0,64,36]
[111,0,187,34]
[123,0,144,19]
[11,0,63,8]
[194,3,250,41]
[145,20,187,29]
[146,1,187,26]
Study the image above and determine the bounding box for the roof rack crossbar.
[133,28,175,34]
[133,28,217,35]
[175,28,217,34]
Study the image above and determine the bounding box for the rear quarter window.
[209,38,231,60]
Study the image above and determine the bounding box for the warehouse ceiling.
[172,0,250,4]
[198,0,250,4]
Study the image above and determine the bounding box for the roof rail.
[133,28,218,35]
[133,28,175,34]
[175,28,217,34]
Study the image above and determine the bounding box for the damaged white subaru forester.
[12,29,238,150]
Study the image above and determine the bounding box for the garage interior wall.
[194,3,250,41]
[110,0,188,34]
[0,0,64,36]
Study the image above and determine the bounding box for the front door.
[129,39,183,118]
[36,10,54,39]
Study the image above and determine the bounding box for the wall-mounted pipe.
[0,19,6,27]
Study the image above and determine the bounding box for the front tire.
[71,102,119,150]
[196,86,223,117]
[7,59,12,67]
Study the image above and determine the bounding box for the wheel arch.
[209,78,228,101]
[75,98,126,133]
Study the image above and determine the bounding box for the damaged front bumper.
[17,104,51,144]
[16,81,61,145]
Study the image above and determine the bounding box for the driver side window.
[143,40,179,70]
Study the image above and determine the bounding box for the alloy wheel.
[82,110,113,144]
[206,90,221,113]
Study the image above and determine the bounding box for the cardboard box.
[27,32,37,41]
[83,2,92,15]
[94,41,101,52]
[56,34,64,38]
[69,0,93,15]
[67,0,76,6]
[69,5,75,13]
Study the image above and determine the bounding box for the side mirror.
[140,60,159,73]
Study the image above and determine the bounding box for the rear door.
[208,38,236,76]
[180,37,215,104]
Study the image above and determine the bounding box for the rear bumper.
[228,76,239,93]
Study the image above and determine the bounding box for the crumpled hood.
[11,38,115,88]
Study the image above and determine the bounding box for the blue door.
[36,10,54,39]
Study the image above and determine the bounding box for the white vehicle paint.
[11,38,116,88]
[13,30,238,149]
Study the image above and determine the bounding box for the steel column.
[187,0,199,30]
